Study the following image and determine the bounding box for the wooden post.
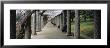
[66,10,72,36]
[74,10,80,39]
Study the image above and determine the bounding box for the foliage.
[79,10,94,22]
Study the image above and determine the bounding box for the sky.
[42,10,63,18]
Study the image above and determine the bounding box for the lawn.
[71,21,94,38]
[80,21,94,38]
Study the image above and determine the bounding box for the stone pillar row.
[51,10,80,38]
[32,11,42,36]
[14,10,101,39]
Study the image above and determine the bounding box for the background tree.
[79,10,94,22]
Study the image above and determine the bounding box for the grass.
[80,21,94,38]
[71,20,94,38]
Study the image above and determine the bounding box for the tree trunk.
[66,10,72,36]
[74,10,80,39]
[94,10,101,39]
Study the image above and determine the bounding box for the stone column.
[74,10,80,39]
[54,17,55,24]
[38,12,41,31]
[59,15,60,28]
[54,17,56,25]
[55,16,57,26]
[24,26,30,39]
[62,11,65,28]
[36,11,39,32]
[66,10,72,36]
[55,17,56,26]
[56,16,58,27]
[32,11,37,35]
[60,14,63,30]
[24,15,32,39]
[62,10,67,32]
[57,16,59,27]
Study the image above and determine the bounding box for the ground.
[31,21,74,39]
[71,19,94,38]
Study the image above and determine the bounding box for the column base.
[66,34,72,36]
[36,30,42,32]
[34,33,37,35]
[32,32,37,35]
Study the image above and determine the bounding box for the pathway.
[31,21,74,39]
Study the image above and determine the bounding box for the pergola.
[10,10,100,39]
